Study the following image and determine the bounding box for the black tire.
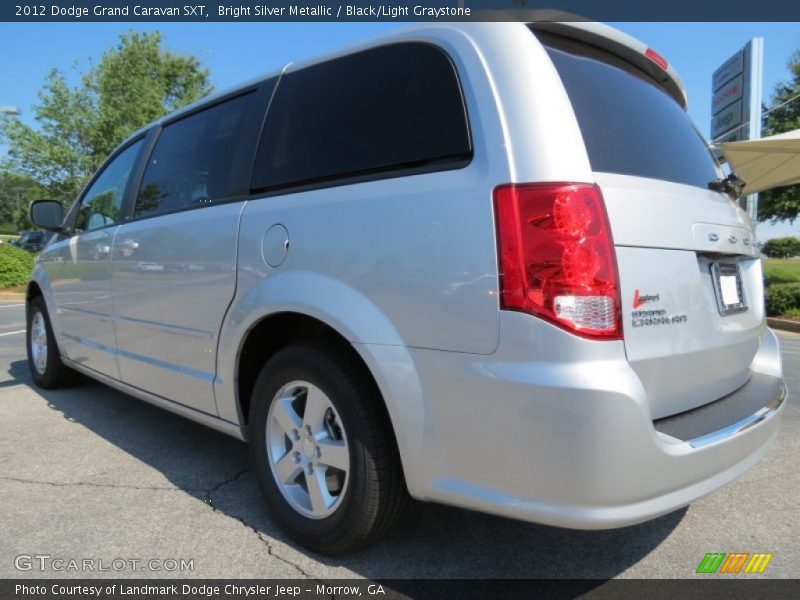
[26,295,78,389]
[249,341,410,553]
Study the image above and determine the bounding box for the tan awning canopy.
[718,128,800,194]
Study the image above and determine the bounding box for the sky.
[0,21,798,239]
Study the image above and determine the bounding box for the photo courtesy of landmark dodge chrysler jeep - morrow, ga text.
[25,21,786,553]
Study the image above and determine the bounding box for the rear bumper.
[653,372,785,448]
[407,318,785,529]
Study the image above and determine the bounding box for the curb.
[0,293,25,302]
[768,317,800,334]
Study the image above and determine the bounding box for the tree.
[759,48,800,224]
[0,31,211,201]
[761,236,800,258]
[0,170,48,233]
[12,204,32,232]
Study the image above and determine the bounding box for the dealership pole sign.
[711,38,763,219]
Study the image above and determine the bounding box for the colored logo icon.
[696,552,773,574]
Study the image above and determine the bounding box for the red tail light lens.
[493,183,622,340]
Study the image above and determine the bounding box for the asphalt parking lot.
[1,300,798,579]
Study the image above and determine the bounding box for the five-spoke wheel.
[26,295,76,389]
[267,381,350,518]
[249,342,410,553]
[29,310,48,376]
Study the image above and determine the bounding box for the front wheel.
[26,296,77,389]
[249,342,410,553]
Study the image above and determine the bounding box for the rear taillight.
[493,183,622,340]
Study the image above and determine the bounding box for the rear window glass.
[544,43,719,189]
[251,43,472,192]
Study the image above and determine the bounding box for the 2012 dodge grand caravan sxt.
[26,21,786,553]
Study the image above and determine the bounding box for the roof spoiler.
[530,21,688,109]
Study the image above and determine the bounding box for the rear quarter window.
[251,42,472,192]
[544,41,720,189]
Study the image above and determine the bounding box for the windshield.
[543,41,721,189]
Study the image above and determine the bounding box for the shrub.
[765,282,800,316]
[764,266,800,286]
[762,237,800,259]
[0,245,34,289]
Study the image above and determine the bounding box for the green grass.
[764,259,800,317]
[763,258,800,287]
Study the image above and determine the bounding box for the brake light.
[645,48,668,71]
[493,183,622,340]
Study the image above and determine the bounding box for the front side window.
[251,43,472,192]
[135,94,254,218]
[74,140,143,233]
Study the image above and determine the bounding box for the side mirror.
[29,199,64,232]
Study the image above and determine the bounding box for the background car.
[15,230,53,252]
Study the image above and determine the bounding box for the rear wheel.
[249,342,410,553]
[26,296,77,389]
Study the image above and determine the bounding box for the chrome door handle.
[94,244,111,258]
[118,239,140,256]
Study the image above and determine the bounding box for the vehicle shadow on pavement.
[8,359,685,579]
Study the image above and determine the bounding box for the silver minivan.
[26,21,786,553]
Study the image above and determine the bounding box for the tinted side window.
[75,140,143,233]
[252,43,472,192]
[136,93,253,218]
